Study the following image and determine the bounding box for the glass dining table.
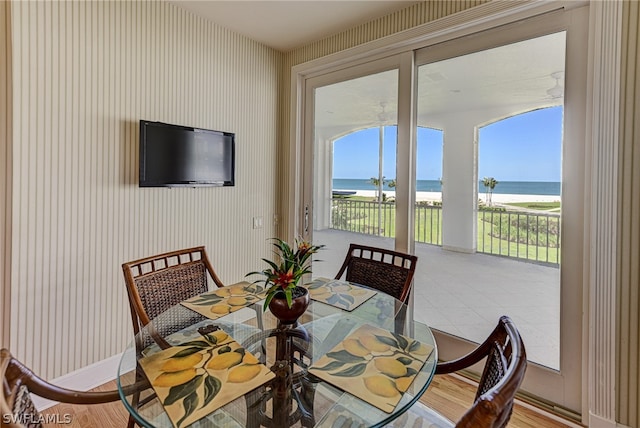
[117,278,437,428]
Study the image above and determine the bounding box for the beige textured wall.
[618,2,640,426]
[6,0,281,378]
[278,0,487,237]
[1,0,11,350]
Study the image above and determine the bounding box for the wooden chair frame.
[121,246,225,427]
[435,315,527,428]
[122,246,223,336]
[1,348,141,428]
[334,243,417,303]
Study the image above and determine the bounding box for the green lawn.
[503,201,561,211]
[332,199,560,265]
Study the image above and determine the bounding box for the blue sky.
[333,106,563,182]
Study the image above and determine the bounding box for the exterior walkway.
[312,229,560,369]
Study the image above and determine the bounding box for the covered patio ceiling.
[314,32,566,140]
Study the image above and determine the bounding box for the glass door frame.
[288,1,589,419]
[300,53,417,255]
[412,7,588,414]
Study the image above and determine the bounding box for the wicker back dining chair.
[334,243,418,304]
[406,316,527,428]
[122,246,224,338]
[1,348,140,428]
[121,246,226,427]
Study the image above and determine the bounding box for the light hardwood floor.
[41,374,581,427]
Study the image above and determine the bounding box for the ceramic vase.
[268,287,310,325]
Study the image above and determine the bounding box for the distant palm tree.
[370,175,387,235]
[370,176,386,202]
[482,177,498,206]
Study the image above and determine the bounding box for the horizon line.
[333,178,562,183]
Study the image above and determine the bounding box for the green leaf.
[326,349,365,363]
[408,340,422,353]
[191,295,223,305]
[164,374,204,407]
[335,296,350,309]
[339,294,355,304]
[247,284,264,294]
[313,360,347,371]
[217,345,232,354]
[177,391,200,428]
[391,333,409,350]
[172,347,204,358]
[331,363,367,377]
[326,294,340,305]
[262,258,280,272]
[406,367,418,377]
[178,340,210,349]
[202,375,222,407]
[375,335,399,348]
[285,291,293,308]
[205,334,220,345]
[263,293,275,311]
[397,356,413,366]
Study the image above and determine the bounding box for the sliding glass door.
[303,57,405,280]
[300,4,588,415]
[410,8,588,412]
[415,31,567,368]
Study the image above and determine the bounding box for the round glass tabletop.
[117,278,437,428]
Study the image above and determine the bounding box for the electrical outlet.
[252,216,263,229]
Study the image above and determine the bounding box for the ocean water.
[333,178,561,196]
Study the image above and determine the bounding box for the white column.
[440,120,477,253]
[587,1,623,427]
[313,136,333,231]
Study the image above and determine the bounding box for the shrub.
[485,213,560,247]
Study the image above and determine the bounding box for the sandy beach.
[346,190,560,203]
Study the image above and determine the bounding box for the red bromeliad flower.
[297,241,311,254]
[247,238,324,310]
[273,268,295,289]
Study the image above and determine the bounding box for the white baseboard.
[589,412,627,428]
[32,353,124,411]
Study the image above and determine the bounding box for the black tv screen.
[139,120,235,187]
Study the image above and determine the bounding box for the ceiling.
[315,32,566,137]
[170,0,420,52]
[170,1,566,140]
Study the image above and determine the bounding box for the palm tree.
[370,175,387,235]
[482,177,499,206]
[370,176,386,202]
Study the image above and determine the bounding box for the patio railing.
[330,198,560,266]
[478,208,560,265]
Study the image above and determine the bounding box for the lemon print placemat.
[181,282,266,319]
[139,329,274,428]
[308,324,434,413]
[307,278,376,311]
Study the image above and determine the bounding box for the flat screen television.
[139,120,235,187]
